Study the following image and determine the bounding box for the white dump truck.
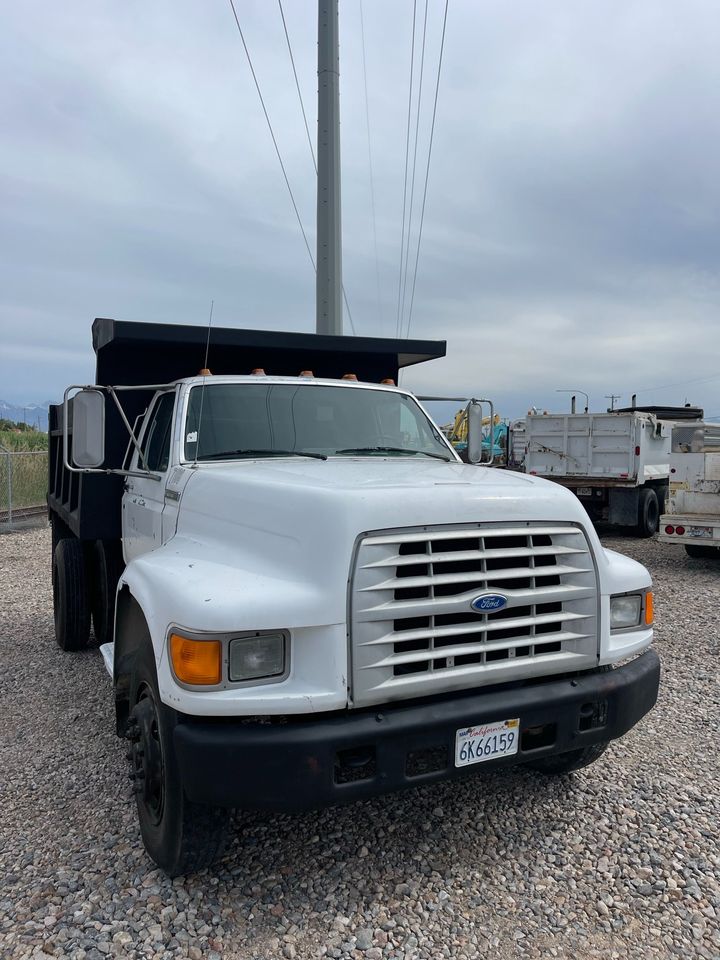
[657,421,720,559]
[522,406,703,536]
[48,319,660,875]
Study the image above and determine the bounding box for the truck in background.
[523,405,703,537]
[48,318,660,875]
[657,422,720,559]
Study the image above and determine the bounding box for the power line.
[399,0,430,336]
[395,0,418,338]
[634,373,720,394]
[278,0,316,174]
[405,0,449,339]
[360,0,383,333]
[227,0,315,272]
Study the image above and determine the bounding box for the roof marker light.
[251,368,266,376]
[342,373,358,381]
[299,370,314,378]
[198,368,212,376]
[381,378,395,385]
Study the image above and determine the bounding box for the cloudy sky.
[1,0,719,419]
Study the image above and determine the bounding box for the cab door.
[122,390,177,562]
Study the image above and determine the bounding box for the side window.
[139,393,175,472]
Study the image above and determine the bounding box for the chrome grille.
[350,522,598,707]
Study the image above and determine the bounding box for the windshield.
[184,382,454,462]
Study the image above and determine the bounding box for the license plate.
[455,717,520,767]
[688,526,713,539]
[576,487,593,497]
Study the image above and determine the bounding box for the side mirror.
[72,389,106,467]
[467,400,494,464]
[466,401,485,464]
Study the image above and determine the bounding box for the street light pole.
[556,389,589,413]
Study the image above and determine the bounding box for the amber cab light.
[645,592,654,626]
[675,525,685,536]
[664,525,675,535]
[170,634,222,685]
[251,368,266,376]
[342,373,358,381]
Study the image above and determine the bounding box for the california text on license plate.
[455,718,520,767]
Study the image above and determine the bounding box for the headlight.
[229,632,287,682]
[610,593,646,630]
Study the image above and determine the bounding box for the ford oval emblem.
[471,593,508,613]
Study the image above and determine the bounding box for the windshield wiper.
[335,446,452,462]
[199,449,327,461]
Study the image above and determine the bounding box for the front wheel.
[126,643,231,876]
[527,741,609,775]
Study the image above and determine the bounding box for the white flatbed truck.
[48,318,660,875]
[658,422,720,559]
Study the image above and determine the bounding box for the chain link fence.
[0,446,48,526]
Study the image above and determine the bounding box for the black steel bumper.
[174,649,660,811]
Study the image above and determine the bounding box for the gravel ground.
[1,526,719,960]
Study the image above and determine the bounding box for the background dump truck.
[49,318,660,876]
[523,406,702,537]
[658,422,720,559]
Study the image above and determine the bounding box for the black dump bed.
[92,318,445,385]
[49,318,446,540]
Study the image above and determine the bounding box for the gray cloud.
[1,0,719,420]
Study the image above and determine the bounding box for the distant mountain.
[0,401,52,432]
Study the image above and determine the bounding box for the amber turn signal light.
[645,592,654,626]
[170,634,222,685]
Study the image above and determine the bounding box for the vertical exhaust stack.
[316,0,343,335]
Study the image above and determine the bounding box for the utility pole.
[605,394,621,411]
[316,0,343,335]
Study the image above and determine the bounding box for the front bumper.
[174,649,660,810]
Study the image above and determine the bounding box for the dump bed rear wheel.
[52,537,91,651]
[685,543,720,560]
[90,540,125,645]
[636,487,659,537]
[127,642,231,876]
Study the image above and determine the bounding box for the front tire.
[53,537,91,651]
[527,740,609,775]
[126,643,231,876]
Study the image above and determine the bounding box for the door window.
[139,392,175,472]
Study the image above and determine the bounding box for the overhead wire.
[633,373,720,394]
[395,0,418,338]
[405,0,449,339]
[227,0,316,272]
[360,0,383,333]
[399,0,430,335]
[278,0,317,173]
[276,0,356,334]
